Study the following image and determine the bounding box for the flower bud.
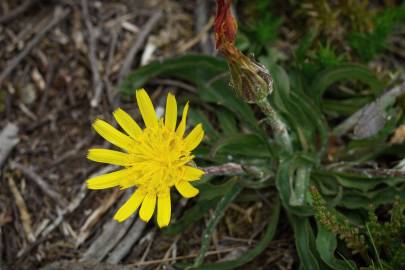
[228,54,273,103]
[215,0,273,103]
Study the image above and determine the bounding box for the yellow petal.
[165,92,177,131]
[114,188,146,222]
[92,119,134,151]
[176,102,189,137]
[86,168,133,189]
[87,148,129,166]
[113,108,142,139]
[139,192,156,222]
[136,89,157,128]
[183,124,204,151]
[175,181,199,198]
[183,166,204,181]
[157,191,171,227]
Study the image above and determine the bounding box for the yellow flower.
[86,89,205,227]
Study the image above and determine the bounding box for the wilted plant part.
[86,89,205,227]
[390,125,405,144]
[215,0,292,153]
[215,0,272,104]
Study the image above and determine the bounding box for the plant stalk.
[256,98,293,154]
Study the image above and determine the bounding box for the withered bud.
[215,0,273,103]
[228,54,273,103]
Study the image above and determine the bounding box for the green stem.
[256,98,293,153]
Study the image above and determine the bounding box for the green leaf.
[276,156,314,216]
[316,225,357,270]
[217,108,238,134]
[294,29,318,64]
[163,199,218,235]
[197,178,238,201]
[120,54,227,94]
[309,64,383,106]
[335,174,388,192]
[198,78,259,130]
[189,109,220,142]
[210,134,271,159]
[290,216,321,270]
[120,54,259,130]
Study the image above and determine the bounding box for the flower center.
[127,120,192,193]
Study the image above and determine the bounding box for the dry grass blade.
[390,124,405,144]
[7,176,35,243]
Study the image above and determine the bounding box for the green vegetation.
[120,1,405,269]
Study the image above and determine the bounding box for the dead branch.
[0,123,19,169]
[40,260,136,270]
[177,16,214,53]
[117,10,163,84]
[128,246,244,267]
[202,163,250,176]
[336,168,405,178]
[17,166,117,260]
[10,161,68,207]
[0,227,4,270]
[195,0,213,54]
[75,189,123,247]
[106,218,147,264]
[334,81,405,136]
[81,0,104,108]
[80,190,138,262]
[0,0,38,24]
[0,7,70,85]
[104,28,119,107]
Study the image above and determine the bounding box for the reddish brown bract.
[214,0,237,49]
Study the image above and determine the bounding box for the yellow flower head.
[86,89,205,227]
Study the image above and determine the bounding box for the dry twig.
[202,163,246,176]
[80,189,137,262]
[129,247,244,267]
[40,260,135,270]
[76,189,123,247]
[334,82,405,136]
[10,161,68,207]
[105,218,147,264]
[117,10,163,83]
[195,0,213,54]
[81,0,104,107]
[177,16,214,53]
[0,7,70,85]
[17,165,117,260]
[0,0,38,24]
